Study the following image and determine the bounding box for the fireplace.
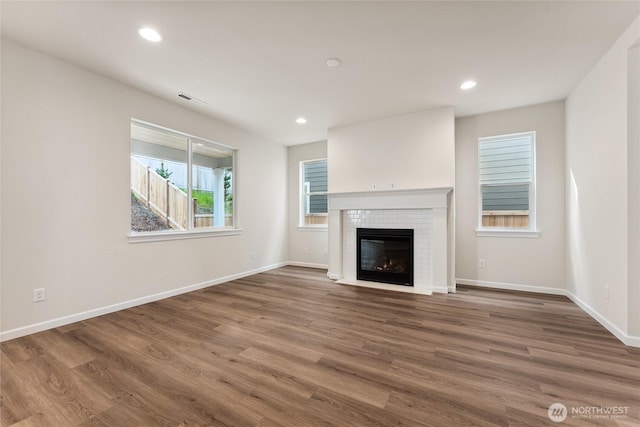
[327,187,453,295]
[357,228,414,286]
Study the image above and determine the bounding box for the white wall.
[287,141,328,268]
[456,101,566,292]
[327,107,455,193]
[628,42,640,339]
[566,15,640,344]
[0,39,288,338]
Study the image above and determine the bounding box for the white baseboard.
[0,262,288,342]
[457,277,640,348]
[456,278,567,295]
[5,268,637,348]
[565,290,640,348]
[432,285,450,294]
[287,261,328,270]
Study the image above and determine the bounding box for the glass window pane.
[308,194,327,214]
[131,121,235,233]
[304,159,328,193]
[301,159,328,226]
[478,131,535,230]
[192,141,233,228]
[481,184,530,228]
[131,122,188,232]
[482,184,529,211]
[479,134,532,184]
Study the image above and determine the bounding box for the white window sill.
[476,228,541,238]
[297,225,328,232]
[129,228,243,243]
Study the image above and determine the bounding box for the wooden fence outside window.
[131,157,188,230]
[132,157,232,229]
[481,210,529,228]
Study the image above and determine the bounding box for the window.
[300,159,328,227]
[478,131,538,236]
[130,120,236,240]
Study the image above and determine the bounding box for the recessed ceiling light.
[460,80,477,90]
[296,117,307,124]
[326,58,342,67]
[139,27,162,42]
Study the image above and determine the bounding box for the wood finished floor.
[1,266,639,426]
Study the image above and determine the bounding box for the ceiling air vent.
[177,92,207,105]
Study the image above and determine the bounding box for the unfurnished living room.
[1,1,640,426]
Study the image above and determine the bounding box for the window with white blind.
[300,159,328,227]
[478,131,538,236]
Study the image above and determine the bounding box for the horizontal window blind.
[479,135,532,185]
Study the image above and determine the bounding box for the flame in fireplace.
[375,257,405,273]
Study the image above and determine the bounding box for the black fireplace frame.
[356,228,414,286]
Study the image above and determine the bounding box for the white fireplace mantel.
[327,187,454,295]
[328,187,451,211]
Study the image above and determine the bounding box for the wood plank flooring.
[2,266,639,426]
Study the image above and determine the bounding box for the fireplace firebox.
[357,228,414,286]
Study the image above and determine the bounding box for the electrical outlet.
[605,286,610,300]
[251,251,256,260]
[33,288,46,302]
[304,247,309,254]
[479,259,486,268]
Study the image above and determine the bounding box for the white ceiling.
[2,1,639,145]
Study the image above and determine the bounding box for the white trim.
[128,228,242,243]
[475,229,541,238]
[0,262,287,342]
[457,278,640,348]
[328,187,452,211]
[565,290,640,348]
[287,261,328,269]
[132,118,236,151]
[456,278,566,295]
[327,272,341,280]
[297,225,328,232]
